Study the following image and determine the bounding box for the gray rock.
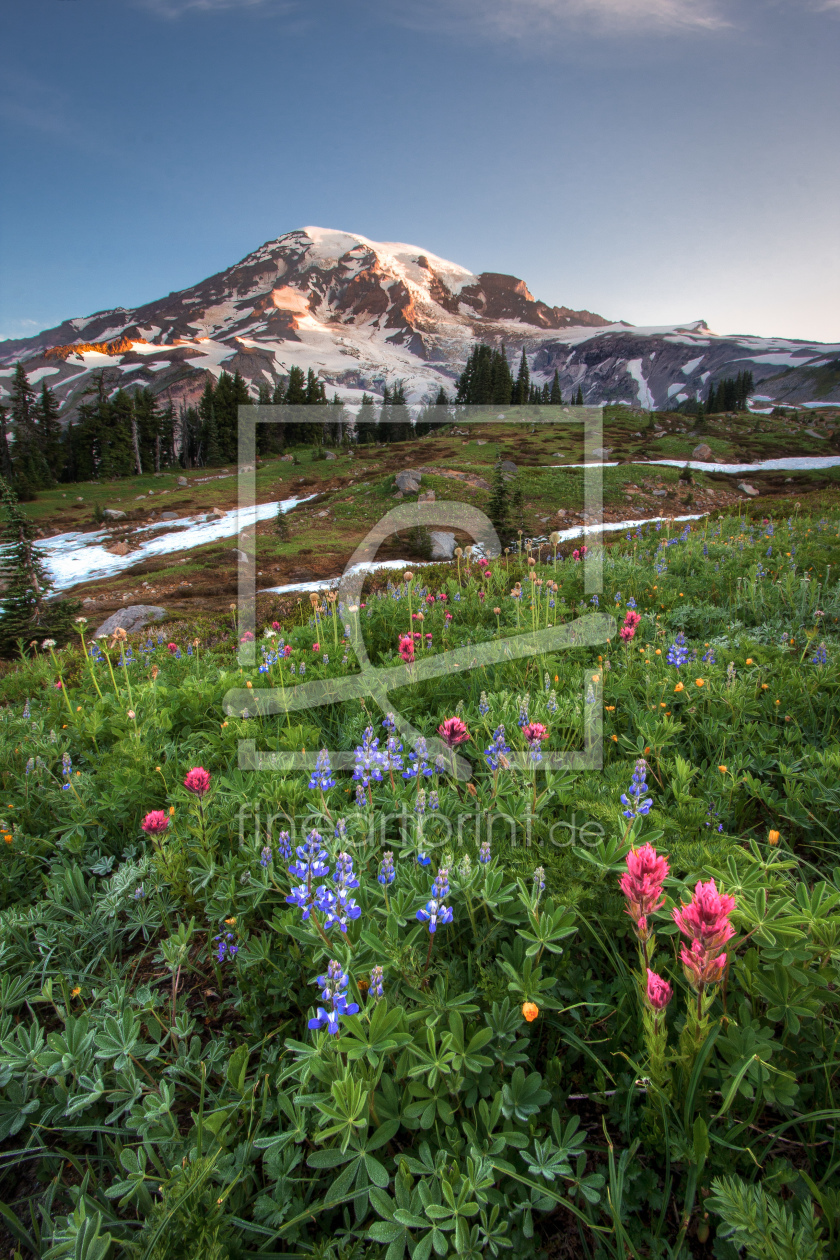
[102,508,126,521]
[159,511,179,521]
[281,454,295,462]
[395,469,422,493]
[418,490,436,503]
[804,428,825,440]
[135,495,146,500]
[95,605,166,637]
[177,476,188,485]
[325,450,337,460]
[692,443,714,460]
[229,548,253,564]
[499,460,518,474]
[652,489,668,497]
[589,447,611,460]
[429,530,456,560]
[738,482,760,497]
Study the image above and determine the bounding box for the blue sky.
[1,0,839,344]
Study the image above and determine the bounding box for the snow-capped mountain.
[1,226,838,413]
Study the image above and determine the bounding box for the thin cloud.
[473,0,733,33]
[135,0,295,15]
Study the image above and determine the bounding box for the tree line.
[455,345,580,406]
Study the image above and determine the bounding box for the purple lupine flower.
[479,840,492,864]
[355,783,366,808]
[416,851,431,866]
[308,958,359,1034]
[277,830,292,861]
[621,758,653,820]
[378,851,396,885]
[309,749,335,791]
[334,818,347,843]
[428,790,439,811]
[324,887,362,933]
[484,725,510,771]
[402,736,432,780]
[334,852,360,891]
[260,845,272,868]
[666,632,691,669]
[353,726,384,787]
[370,965,385,1000]
[432,867,450,899]
[288,830,330,882]
[214,932,239,962]
[416,897,453,934]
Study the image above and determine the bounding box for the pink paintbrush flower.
[398,635,415,663]
[141,810,169,834]
[619,843,670,931]
[184,766,211,797]
[522,722,548,746]
[672,879,735,952]
[438,716,470,748]
[646,968,673,1011]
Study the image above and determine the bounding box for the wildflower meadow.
[0,509,838,1259]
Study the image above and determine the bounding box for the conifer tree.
[35,382,63,481]
[10,363,51,496]
[0,476,78,655]
[550,370,562,405]
[0,404,13,481]
[487,461,510,539]
[575,386,584,406]
[434,386,448,405]
[512,350,530,405]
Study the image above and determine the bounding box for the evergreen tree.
[512,350,530,406]
[0,404,13,481]
[575,386,584,406]
[550,370,562,405]
[487,461,510,539]
[434,386,448,405]
[0,476,78,655]
[9,363,51,496]
[35,382,63,481]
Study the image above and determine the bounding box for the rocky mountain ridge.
[2,226,839,415]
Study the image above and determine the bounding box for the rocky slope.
[2,226,839,414]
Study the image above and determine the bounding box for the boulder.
[692,443,714,460]
[395,469,422,493]
[177,476,188,486]
[324,450,337,460]
[738,482,760,497]
[418,490,436,503]
[429,531,456,560]
[159,511,179,521]
[229,548,253,564]
[589,447,611,460]
[102,508,127,521]
[652,489,667,497]
[499,460,518,474]
[95,605,166,637]
[106,541,130,556]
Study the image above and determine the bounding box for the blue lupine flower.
[429,790,439,811]
[260,845,272,868]
[309,748,335,791]
[614,592,622,605]
[214,932,239,963]
[433,753,447,775]
[811,643,828,665]
[378,851,395,885]
[626,598,637,609]
[334,818,347,843]
[416,897,453,934]
[382,734,404,775]
[667,632,691,669]
[415,789,426,816]
[62,752,72,779]
[533,866,545,893]
[479,691,490,715]
[288,830,330,881]
[432,867,450,898]
[354,726,385,787]
[324,887,362,933]
[277,830,292,861]
[620,758,653,820]
[702,648,717,664]
[334,852,360,891]
[355,783,366,808]
[485,725,510,771]
[590,595,599,607]
[402,736,432,780]
[517,698,529,727]
[133,885,144,900]
[547,690,558,715]
[381,712,396,732]
[370,965,385,1000]
[416,851,431,866]
[479,840,492,864]
[308,959,359,1034]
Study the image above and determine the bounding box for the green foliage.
[0,509,837,1257]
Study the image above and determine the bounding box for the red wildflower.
[646,968,673,1011]
[240,631,255,643]
[141,810,170,835]
[271,621,281,631]
[522,722,548,746]
[283,645,293,657]
[167,642,178,654]
[312,643,320,652]
[619,843,669,933]
[672,879,735,953]
[184,766,211,797]
[438,716,470,748]
[398,635,415,663]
